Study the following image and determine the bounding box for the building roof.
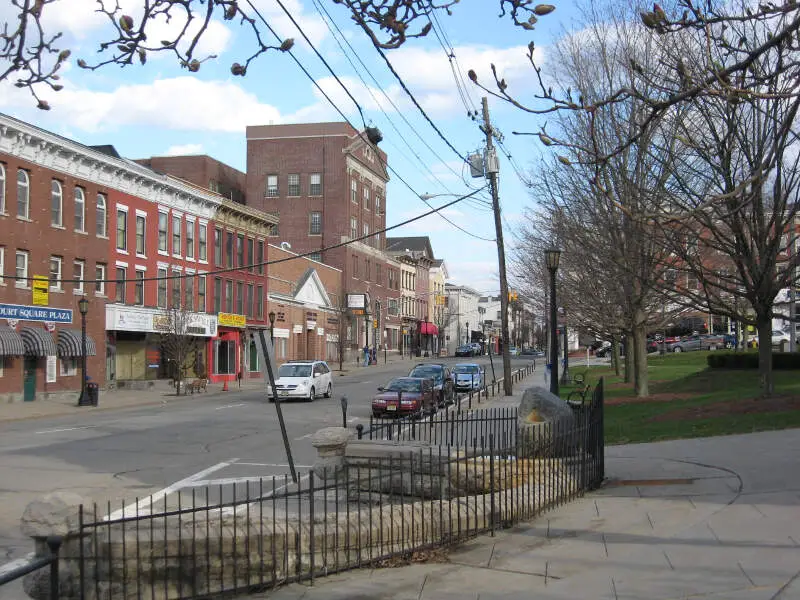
[385,236,435,259]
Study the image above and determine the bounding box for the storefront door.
[23,357,37,402]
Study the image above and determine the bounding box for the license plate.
[279,390,289,396]
[386,404,397,411]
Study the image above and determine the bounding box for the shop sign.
[317,327,325,336]
[347,294,367,309]
[292,324,303,334]
[146,348,161,369]
[106,305,217,336]
[32,276,49,306]
[218,312,246,328]
[0,303,72,323]
[306,320,316,330]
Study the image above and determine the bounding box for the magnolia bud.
[231,62,246,76]
[533,4,555,16]
[119,15,134,32]
[37,100,51,111]
[57,49,71,62]
[468,69,477,83]
[279,38,294,52]
[188,59,201,72]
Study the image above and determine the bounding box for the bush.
[707,352,800,370]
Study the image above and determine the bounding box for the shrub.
[707,352,800,370]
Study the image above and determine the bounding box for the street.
[0,355,538,567]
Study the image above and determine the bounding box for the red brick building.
[245,123,402,358]
[135,155,247,205]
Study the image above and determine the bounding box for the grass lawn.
[563,352,800,445]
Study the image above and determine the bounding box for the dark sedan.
[372,377,436,418]
[455,345,476,357]
[408,363,455,406]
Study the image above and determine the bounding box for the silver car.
[452,363,484,392]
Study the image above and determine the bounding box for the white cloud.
[447,258,499,294]
[249,0,328,48]
[165,143,204,156]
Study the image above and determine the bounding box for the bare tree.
[156,306,202,395]
[434,298,458,355]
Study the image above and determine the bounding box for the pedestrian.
[237,370,243,389]
[370,347,376,365]
[363,345,370,367]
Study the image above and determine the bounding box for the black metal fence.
[68,375,603,600]
[0,536,62,599]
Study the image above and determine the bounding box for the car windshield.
[278,364,312,378]
[453,365,480,374]
[410,366,442,383]
[385,378,422,392]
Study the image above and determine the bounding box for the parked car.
[668,334,703,353]
[508,346,520,356]
[646,338,659,353]
[408,363,455,406]
[521,348,545,357]
[700,333,727,350]
[772,330,791,347]
[469,342,483,356]
[452,363,484,392]
[267,360,332,402]
[372,377,436,418]
[455,344,475,357]
[723,334,736,349]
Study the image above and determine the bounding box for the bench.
[187,378,208,394]
[566,372,591,407]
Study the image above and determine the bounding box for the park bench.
[187,378,208,394]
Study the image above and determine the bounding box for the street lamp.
[423,316,429,357]
[466,321,470,346]
[560,309,569,385]
[545,248,561,396]
[364,312,370,362]
[268,311,276,344]
[77,297,89,406]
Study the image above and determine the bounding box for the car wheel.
[673,346,682,353]
[308,387,315,402]
[325,383,332,398]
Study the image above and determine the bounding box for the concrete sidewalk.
[254,428,800,600]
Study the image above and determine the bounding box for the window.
[60,358,78,377]
[51,180,63,226]
[363,187,370,209]
[365,259,371,281]
[246,238,254,272]
[350,217,358,239]
[236,281,244,314]
[363,223,370,244]
[115,267,126,303]
[236,234,244,268]
[214,227,223,265]
[184,274,194,311]
[0,164,5,213]
[95,263,106,295]
[256,285,263,319]
[135,214,146,255]
[157,267,168,308]
[214,277,222,314]
[287,173,300,196]
[266,175,278,197]
[172,215,182,256]
[198,275,207,312]
[309,211,322,235]
[246,284,254,317]
[351,179,357,203]
[375,193,382,214]
[268,223,279,237]
[0,246,4,285]
[213,338,237,375]
[171,271,181,308]
[225,280,233,312]
[309,173,322,196]
[186,220,195,259]
[198,224,207,261]
[158,211,168,252]
[74,188,85,232]
[116,208,127,250]
[96,194,107,237]
[226,232,233,268]
[134,270,145,305]
[49,256,62,290]
[376,264,382,286]
[352,255,358,278]
[249,341,259,372]
[16,170,29,219]
[73,260,85,294]
[309,252,322,263]
[257,240,264,274]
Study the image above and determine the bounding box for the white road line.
[35,419,122,434]
[294,433,313,440]
[220,472,311,516]
[185,473,310,487]
[215,403,245,410]
[235,462,314,468]
[105,459,239,521]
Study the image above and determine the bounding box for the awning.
[420,322,439,335]
[0,326,25,356]
[57,329,97,358]
[20,327,57,357]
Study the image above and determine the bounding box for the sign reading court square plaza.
[0,303,72,323]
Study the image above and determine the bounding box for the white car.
[772,330,790,347]
[268,360,333,402]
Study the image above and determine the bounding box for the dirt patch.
[373,547,450,568]
[651,394,800,422]
[606,392,695,406]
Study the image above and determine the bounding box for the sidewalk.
[253,428,800,600]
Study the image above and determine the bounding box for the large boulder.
[517,387,577,457]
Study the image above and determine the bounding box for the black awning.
[0,326,24,356]
[57,329,97,358]
[20,327,57,357]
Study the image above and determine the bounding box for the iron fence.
[68,378,603,600]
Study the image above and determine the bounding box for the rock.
[517,387,577,457]
[311,427,351,479]
[21,491,85,539]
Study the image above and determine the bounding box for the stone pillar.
[310,427,351,480]
[20,491,91,600]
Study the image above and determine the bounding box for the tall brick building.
[135,155,247,204]
[245,123,401,354]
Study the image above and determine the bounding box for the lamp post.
[77,297,89,406]
[268,311,276,344]
[423,316,429,357]
[465,321,470,346]
[545,248,561,396]
[560,309,569,385]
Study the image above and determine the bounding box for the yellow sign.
[373,319,378,328]
[435,295,446,306]
[32,276,49,306]
[218,312,246,328]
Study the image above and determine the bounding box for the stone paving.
[252,428,800,600]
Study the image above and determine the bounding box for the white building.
[444,284,482,355]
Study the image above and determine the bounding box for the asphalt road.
[0,355,538,567]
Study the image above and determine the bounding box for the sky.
[0,0,585,295]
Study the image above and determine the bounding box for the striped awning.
[57,329,97,358]
[0,326,24,356]
[20,327,57,357]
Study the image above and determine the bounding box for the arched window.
[16,169,29,219]
[74,187,85,232]
[51,180,63,226]
[96,194,107,237]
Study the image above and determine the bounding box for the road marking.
[215,403,245,410]
[105,459,239,521]
[294,433,313,440]
[185,473,311,487]
[236,462,314,468]
[36,419,122,434]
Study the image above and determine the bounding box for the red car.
[372,377,437,418]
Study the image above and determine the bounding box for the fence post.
[356,424,364,440]
[489,434,496,537]
[47,535,62,600]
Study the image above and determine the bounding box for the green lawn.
[563,352,800,445]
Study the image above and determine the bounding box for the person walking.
[363,345,370,367]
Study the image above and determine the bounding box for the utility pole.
[481,97,512,395]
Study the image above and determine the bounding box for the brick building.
[245,122,401,358]
[135,155,247,204]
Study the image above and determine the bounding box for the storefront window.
[249,341,258,372]
[214,339,236,374]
